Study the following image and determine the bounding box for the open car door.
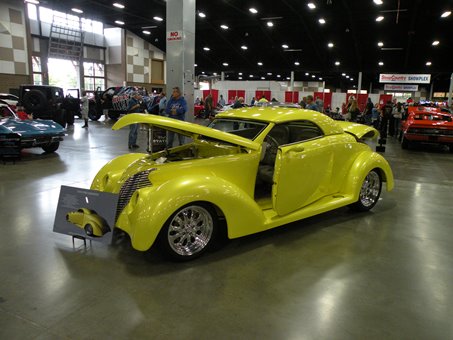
[272,137,334,216]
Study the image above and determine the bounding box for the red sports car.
[401,106,453,151]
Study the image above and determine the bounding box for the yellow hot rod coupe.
[91,107,393,260]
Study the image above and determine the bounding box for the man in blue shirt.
[305,95,319,112]
[165,87,187,148]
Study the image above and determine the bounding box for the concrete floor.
[1,118,453,339]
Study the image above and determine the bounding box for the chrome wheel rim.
[359,171,381,207]
[167,206,213,256]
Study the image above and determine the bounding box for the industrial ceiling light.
[335,61,340,66]
[282,44,289,48]
[378,41,384,47]
[142,30,151,35]
[277,75,281,78]
[286,77,290,80]
[25,0,40,4]
[257,62,263,66]
[267,72,272,75]
[249,8,258,14]
[153,16,163,21]
[203,47,210,51]
[376,16,384,22]
[379,61,384,66]
[261,77,265,79]
[115,20,125,25]
[373,0,383,5]
[220,24,229,29]
[319,77,323,80]
[238,77,243,80]
[307,3,316,9]
[222,62,229,66]
[113,3,125,9]
[432,40,440,46]
[241,45,248,50]
[194,64,197,67]
[328,42,334,48]
[294,61,300,66]
[342,73,346,76]
[198,12,206,18]
[311,75,316,78]
[426,61,432,66]
[305,73,309,76]
[267,21,274,27]
[249,74,254,77]
[319,18,326,24]
[441,11,451,18]
[71,8,83,14]
[238,72,243,75]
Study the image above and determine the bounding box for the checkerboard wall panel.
[0,2,29,75]
[126,31,164,83]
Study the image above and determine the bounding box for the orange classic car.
[401,106,453,151]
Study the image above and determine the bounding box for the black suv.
[19,85,80,127]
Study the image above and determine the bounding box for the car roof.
[216,107,344,135]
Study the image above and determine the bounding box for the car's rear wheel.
[350,170,382,212]
[42,142,59,153]
[401,136,410,149]
[159,203,217,261]
[84,224,93,236]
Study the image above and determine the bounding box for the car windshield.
[207,118,268,140]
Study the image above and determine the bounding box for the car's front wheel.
[350,169,382,212]
[159,203,217,261]
[42,142,59,153]
[84,224,93,236]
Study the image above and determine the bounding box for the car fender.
[341,151,394,200]
[117,175,265,251]
[91,153,148,192]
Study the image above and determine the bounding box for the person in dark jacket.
[165,87,187,148]
[127,92,144,149]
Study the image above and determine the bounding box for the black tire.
[350,169,382,212]
[108,110,120,120]
[158,203,218,261]
[22,90,47,111]
[42,142,59,153]
[401,136,410,149]
[84,224,94,236]
[88,105,101,121]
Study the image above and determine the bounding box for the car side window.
[287,121,323,144]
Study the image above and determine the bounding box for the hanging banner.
[379,74,431,84]
[384,84,419,91]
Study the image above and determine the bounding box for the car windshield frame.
[206,118,268,141]
[0,104,17,119]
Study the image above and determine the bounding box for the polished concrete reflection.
[1,118,452,339]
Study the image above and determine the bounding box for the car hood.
[336,121,379,139]
[113,113,261,151]
[0,118,65,136]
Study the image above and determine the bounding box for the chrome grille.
[116,169,154,220]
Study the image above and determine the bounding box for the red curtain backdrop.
[284,91,299,103]
[379,94,393,108]
[227,90,245,104]
[314,92,332,109]
[203,89,219,107]
[255,90,271,101]
[357,94,368,112]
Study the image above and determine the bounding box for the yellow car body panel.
[91,108,394,252]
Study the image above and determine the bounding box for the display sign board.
[167,30,183,42]
[384,84,419,91]
[379,74,431,84]
[53,186,119,245]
